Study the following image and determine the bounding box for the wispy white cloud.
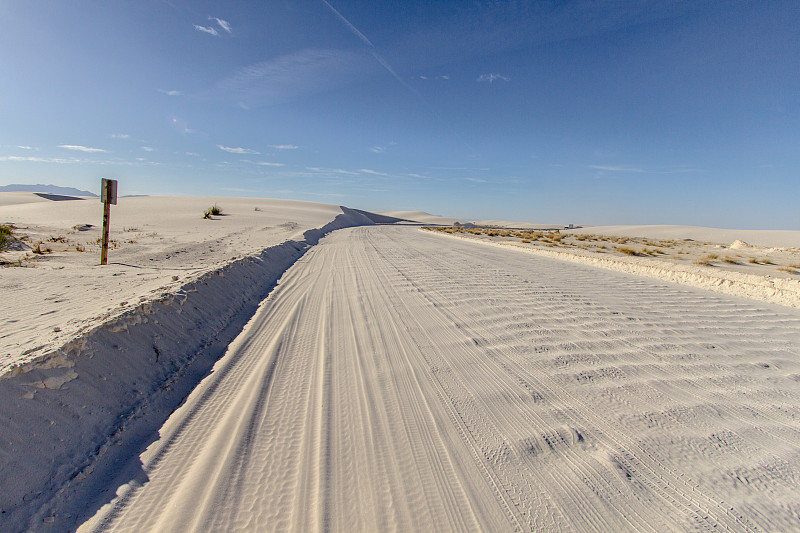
[429,166,490,171]
[359,168,387,176]
[110,133,130,139]
[269,144,299,150]
[194,24,219,36]
[589,165,645,172]
[210,17,232,33]
[58,144,107,153]
[16,145,34,150]
[1,156,73,163]
[158,89,183,96]
[185,152,200,156]
[321,0,419,97]
[306,166,359,175]
[477,73,510,83]
[408,173,430,179]
[141,146,155,152]
[214,48,372,106]
[249,161,285,167]
[370,146,386,154]
[217,144,259,154]
[0,155,159,166]
[465,177,488,183]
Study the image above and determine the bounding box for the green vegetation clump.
[0,224,13,251]
[203,204,222,219]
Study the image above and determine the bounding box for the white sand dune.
[571,224,800,249]
[78,226,800,531]
[375,210,467,225]
[0,195,358,369]
[0,191,77,206]
[473,219,561,229]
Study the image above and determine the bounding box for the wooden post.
[100,178,117,265]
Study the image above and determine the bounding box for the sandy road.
[81,226,800,532]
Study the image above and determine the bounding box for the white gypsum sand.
[0,193,365,371]
[0,193,376,530]
[76,226,800,532]
[425,226,800,309]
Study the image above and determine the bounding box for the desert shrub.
[32,242,51,254]
[0,224,13,251]
[722,256,739,264]
[694,257,713,266]
[778,266,798,275]
[616,246,638,256]
[203,204,222,219]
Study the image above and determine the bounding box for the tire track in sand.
[80,226,800,532]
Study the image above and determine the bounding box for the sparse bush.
[722,256,739,264]
[0,224,14,251]
[32,242,51,254]
[75,243,85,252]
[203,204,222,219]
[616,246,638,256]
[694,257,713,266]
[48,235,67,243]
[778,266,798,275]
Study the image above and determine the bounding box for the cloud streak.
[269,144,299,150]
[321,0,418,96]
[210,17,232,33]
[194,24,219,36]
[589,165,645,172]
[218,145,260,154]
[359,168,387,176]
[159,89,183,96]
[58,144,107,153]
[477,73,510,83]
[215,48,370,106]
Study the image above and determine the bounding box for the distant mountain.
[0,183,98,197]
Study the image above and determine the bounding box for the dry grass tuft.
[616,246,639,256]
[0,224,14,251]
[203,204,223,219]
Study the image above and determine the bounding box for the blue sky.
[1,1,798,228]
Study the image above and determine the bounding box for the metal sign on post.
[100,178,117,265]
